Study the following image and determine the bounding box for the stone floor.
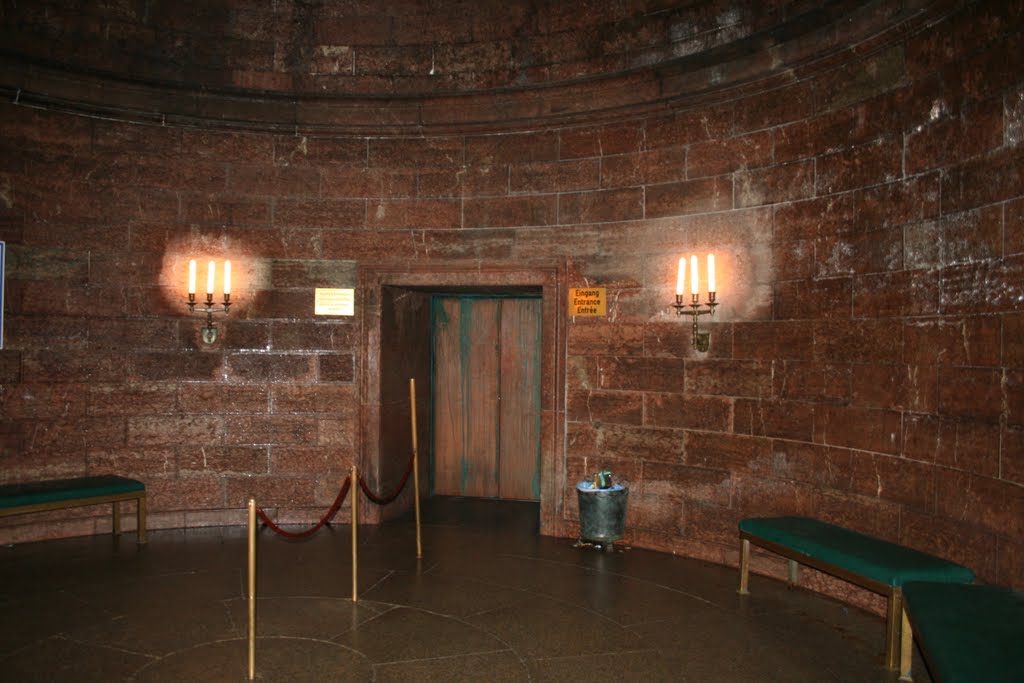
[0,497,933,682]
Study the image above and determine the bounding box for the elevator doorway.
[360,264,564,530]
[431,295,542,501]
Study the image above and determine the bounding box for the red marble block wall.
[0,1,1021,604]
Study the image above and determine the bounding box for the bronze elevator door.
[432,296,542,500]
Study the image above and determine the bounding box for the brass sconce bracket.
[188,293,231,344]
[672,292,717,352]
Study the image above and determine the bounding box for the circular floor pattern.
[0,498,930,682]
[133,637,373,682]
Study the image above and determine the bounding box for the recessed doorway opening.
[357,264,566,535]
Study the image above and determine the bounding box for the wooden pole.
[351,463,358,603]
[410,377,423,559]
[247,497,256,680]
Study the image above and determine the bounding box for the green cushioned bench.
[0,475,146,543]
[902,582,1024,683]
[738,516,975,680]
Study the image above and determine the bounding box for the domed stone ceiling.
[0,0,950,131]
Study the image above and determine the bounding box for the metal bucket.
[576,482,628,543]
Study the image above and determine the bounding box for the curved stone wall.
[1,0,961,131]
[0,0,1021,608]
[0,1,874,95]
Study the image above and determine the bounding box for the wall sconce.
[672,254,717,352]
[187,259,231,344]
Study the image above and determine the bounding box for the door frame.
[358,261,568,534]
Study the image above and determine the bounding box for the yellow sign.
[314,288,355,316]
[568,288,606,316]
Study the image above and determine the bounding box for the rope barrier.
[358,452,415,505]
[256,476,351,539]
[246,379,425,678]
[255,451,415,538]
[255,379,422,543]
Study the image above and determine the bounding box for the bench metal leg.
[884,589,903,671]
[136,495,147,544]
[787,559,799,586]
[899,604,914,681]
[112,501,122,536]
[739,539,750,594]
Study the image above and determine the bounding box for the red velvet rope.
[256,476,351,539]
[255,453,415,539]
[358,453,415,505]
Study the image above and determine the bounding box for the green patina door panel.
[432,296,542,501]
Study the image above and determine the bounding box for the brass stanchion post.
[351,464,358,603]
[410,377,422,559]
[247,497,256,680]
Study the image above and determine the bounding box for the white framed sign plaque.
[314,288,355,316]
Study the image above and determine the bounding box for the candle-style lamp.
[187,258,232,344]
[672,254,718,352]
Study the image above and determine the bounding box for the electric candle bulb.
[690,255,699,296]
[188,260,196,295]
[675,257,686,296]
[207,260,215,295]
[708,254,716,293]
[223,260,231,295]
